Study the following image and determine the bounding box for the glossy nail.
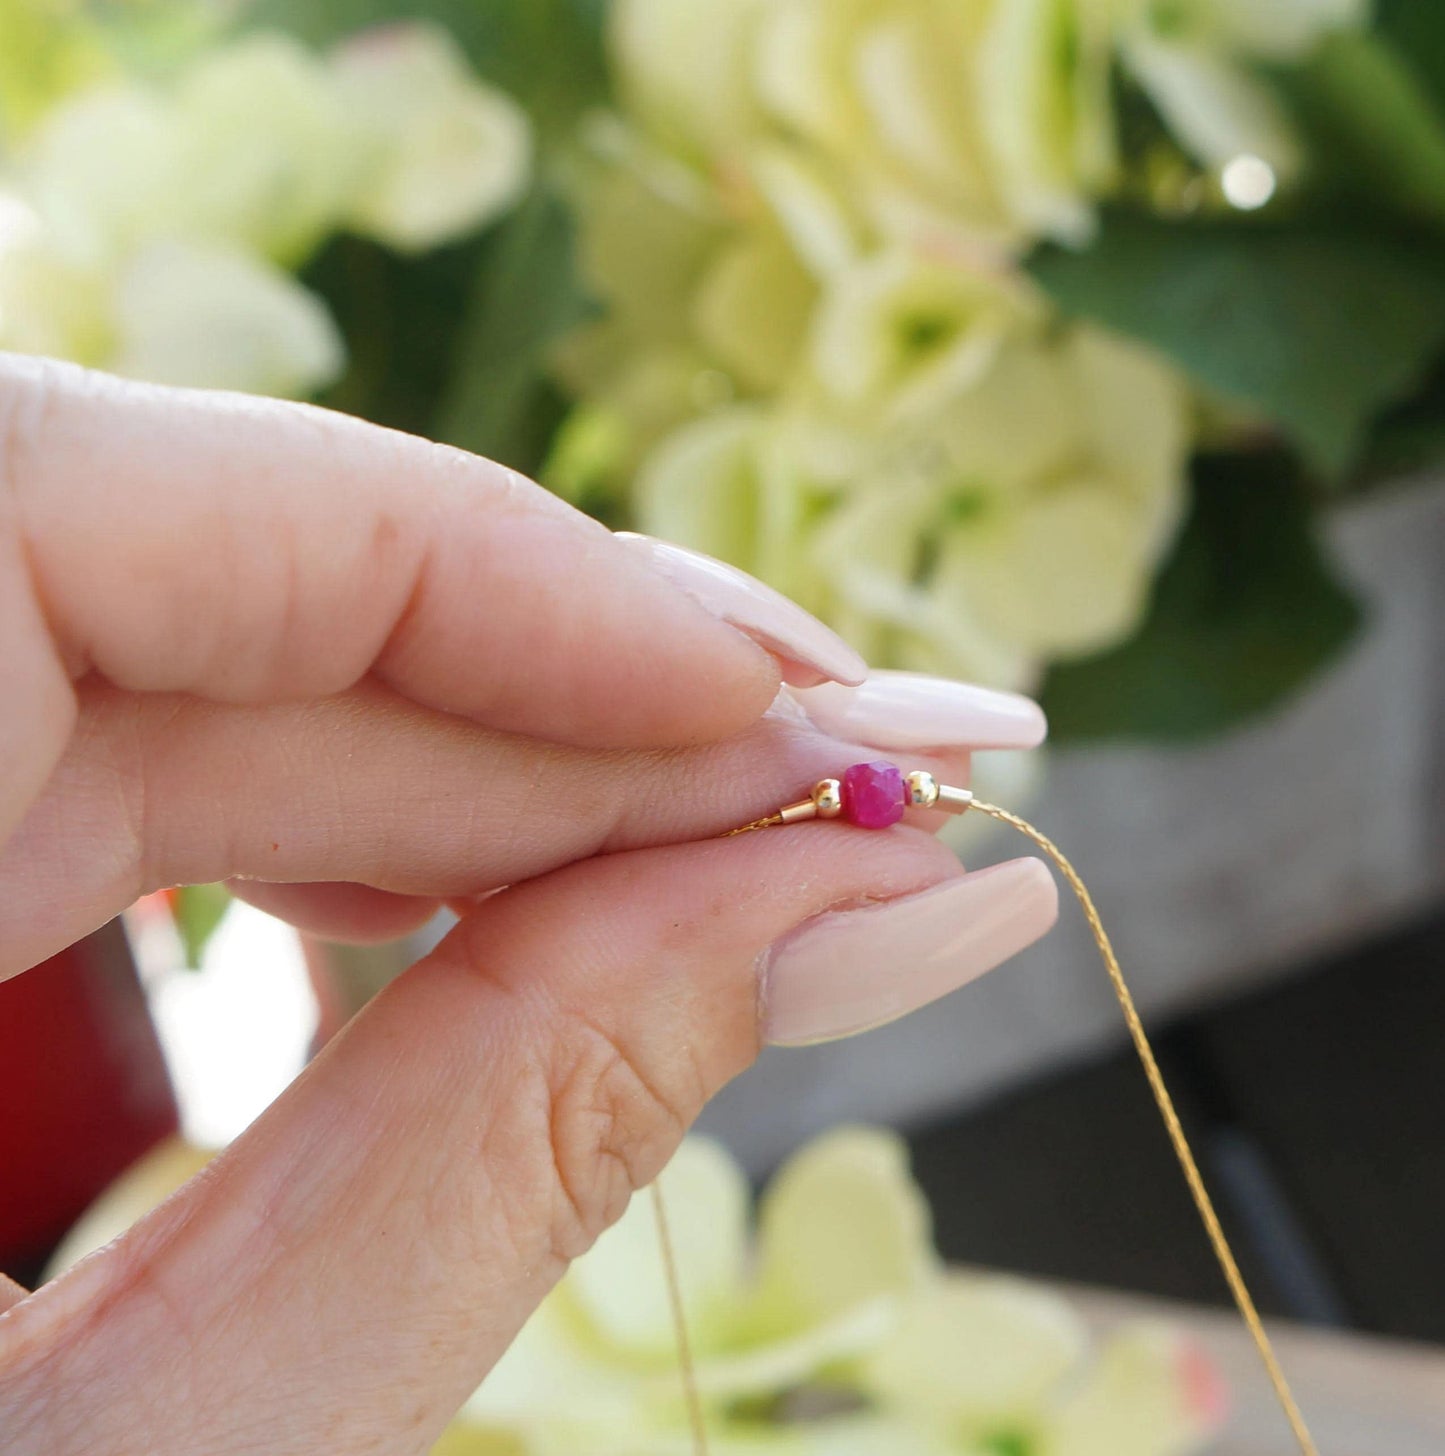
[794,670,1046,750]
[616,533,867,688]
[761,858,1057,1045]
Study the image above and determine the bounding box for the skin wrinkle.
[451,900,693,1268]
[0,363,68,630]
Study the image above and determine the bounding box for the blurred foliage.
[1026,7,1445,737]
[432,186,595,469]
[1030,214,1445,480]
[1042,453,1362,742]
[171,882,232,969]
[265,0,600,473]
[1277,32,1445,232]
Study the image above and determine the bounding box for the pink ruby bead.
[841,761,906,829]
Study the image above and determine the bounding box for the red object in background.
[0,919,179,1278]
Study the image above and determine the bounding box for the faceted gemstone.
[841,760,906,829]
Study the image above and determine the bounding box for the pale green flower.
[1116,0,1369,177]
[170,34,358,265]
[47,1128,1224,1456]
[976,0,1117,242]
[610,0,771,165]
[108,238,344,396]
[21,84,187,266]
[330,23,531,253]
[636,313,1189,691]
[0,20,529,398]
[456,1128,937,1447]
[0,191,108,360]
[611,0,1119,252]
[862,1279,1226,1456]
[805,249,1030,424]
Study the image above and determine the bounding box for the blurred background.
[2,1,1444,1451]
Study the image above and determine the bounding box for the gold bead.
[904,770,939,808]
[812,777,844,818]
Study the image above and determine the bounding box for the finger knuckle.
[537,1009,690,1265]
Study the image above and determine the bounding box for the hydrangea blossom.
[0,23,529,397]
[550,0,1365,690]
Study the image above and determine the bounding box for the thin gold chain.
[720,812,785,837]
[969,800,1318,1456]
[659,795,1319,1456]
[650,1180,710,1456]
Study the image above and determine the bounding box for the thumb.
[0,826,1054,1455]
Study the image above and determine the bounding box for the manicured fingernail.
[616,533,867,688]
[794,670,1046,750]
[761,858,1057,1046]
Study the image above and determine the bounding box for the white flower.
[459,1128,937,1443]
[168,34,358,265]
[863,1281,1225,1456]
[330,23,531,253]
[1116,0,1369,177]
[636,309,1189,691]
[0,190,107,359]
[108,239,344,397]
[21,85,186,266]
[610,0,1119,252]
[0,22,530,398]
[610,0,771,164]
[862,1271,1090,1430]
[806,249,1027,423]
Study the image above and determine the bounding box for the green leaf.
[302,231,491,438]
[1376,0,1445,106]
[1030,213,1445,477]
[1040,454,1362,742]
[172,883,232,969]
[1275,33,1445,232]
[430,183,594,470]
[242,0,608,142]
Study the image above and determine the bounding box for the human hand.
[0,355,1056,1454]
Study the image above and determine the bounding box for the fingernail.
[616,533,867,688]
[794,670,1046,750]
[761,858,1057,1046]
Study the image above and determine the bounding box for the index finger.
[0,355,863,833]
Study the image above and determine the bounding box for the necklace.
[653,763,1320,1456]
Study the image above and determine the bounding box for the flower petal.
[753,1126,937,1331]
[1044,1321,1228,1456]
[1123,38,1301,177]
[109,239,344,397]
[561,1135,751,1359]
[862,1270,1088,1430]
[331,23,530,252]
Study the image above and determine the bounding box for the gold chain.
[655,796,1320,1456]
[969,800,1318,1456]
[650,1180,710,1455]
[719,812,785,837]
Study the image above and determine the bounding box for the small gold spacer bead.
[904,770,939,808]
[812,777,844,818]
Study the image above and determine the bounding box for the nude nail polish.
[760,858,1058,1046]
[795,670,1046,750]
